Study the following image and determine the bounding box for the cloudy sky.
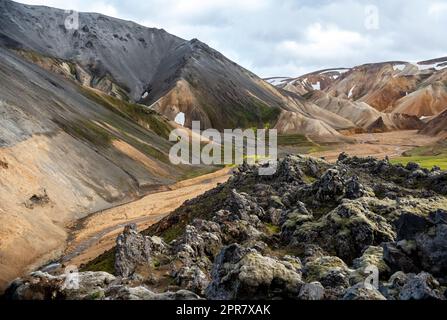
[17,0,447,77]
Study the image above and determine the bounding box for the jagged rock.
[115,224,168,278]
[252,184,276,209]
[303,256,351,289]
[395,212,432,240]
[105,285,202,300]
[280,205,313,243]
[267,208,283,225]
[224,189,266,221]
[298,282,325,300]
[173,265,210,295]
[399,272,445,300]
[205,244,303,300]
[350,246,390,285]
[273,155,305,183]
[312,169,345,203]
[214,210,263,243]
[383,241,419,274]
[383,209,447,277]
[173,220,222,259]
[343,283,386,300]
[5,271,116,300]
[380,271,410,300]
[345,175,373,199]
[416,210,447,277]
[170,219,223,274]
[293,200,395,262]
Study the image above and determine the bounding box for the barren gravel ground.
[309,130,440,161]
[62,168,232,267]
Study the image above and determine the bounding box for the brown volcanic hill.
[265,68,350,96]
[392,69,447,117]
[367,113,424,133]
[419,108,447,137]
[306,91,381,129]
[325,62,422,111]
[272,59,447,118]
[274,110,353,143]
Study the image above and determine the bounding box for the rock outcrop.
[5,154,447,300]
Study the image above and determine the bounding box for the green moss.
[304,256,347,282]
[391,156,447,170]
[302,175,317,184]
[145,185,233,241]
[391,141,447,170]
[179,166,222,180]
[57,119,113,147]
[161,224,185,243]
[123,136,169,163]
[265,223,280,235]
[86,290,105,300]
[80,87,173,139]
[81,249,115,274]
[278,134,313,146]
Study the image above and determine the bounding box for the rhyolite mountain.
[420,108,447,138]
[268,58,447,130]
[0,0,365,140]
[0,0,216,289]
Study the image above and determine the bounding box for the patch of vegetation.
[302,175,317,184]
[264,223,280,235]
[277,134,334,155]
[57,119,113,147]
[391,140,447,170]
[391,156,447,170]
[198,94,281,131]
[278,134,313,146]
[125,136,170,163]
[82,249,115,275]
[143,184,235,242]
[80,87,173,139]
[161,224,185,243]
[179,165,222,181]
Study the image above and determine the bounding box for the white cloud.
[428,2,447,17]
[278,23,368,60]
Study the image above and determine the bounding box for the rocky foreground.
[4,154,447,300]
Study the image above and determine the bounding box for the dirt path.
[309,130,439,162]
[62,167,232,267]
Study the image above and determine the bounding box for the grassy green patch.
[80,87,173,139]
[277,134,333,155]
[391,140,447,170]
[82,249,115,274]
[179,165,222,181]
[302,175,317,184]
[265,223,280,235]
[391,156,447,170]
[58,119,113,147]
[278,134,313,146]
